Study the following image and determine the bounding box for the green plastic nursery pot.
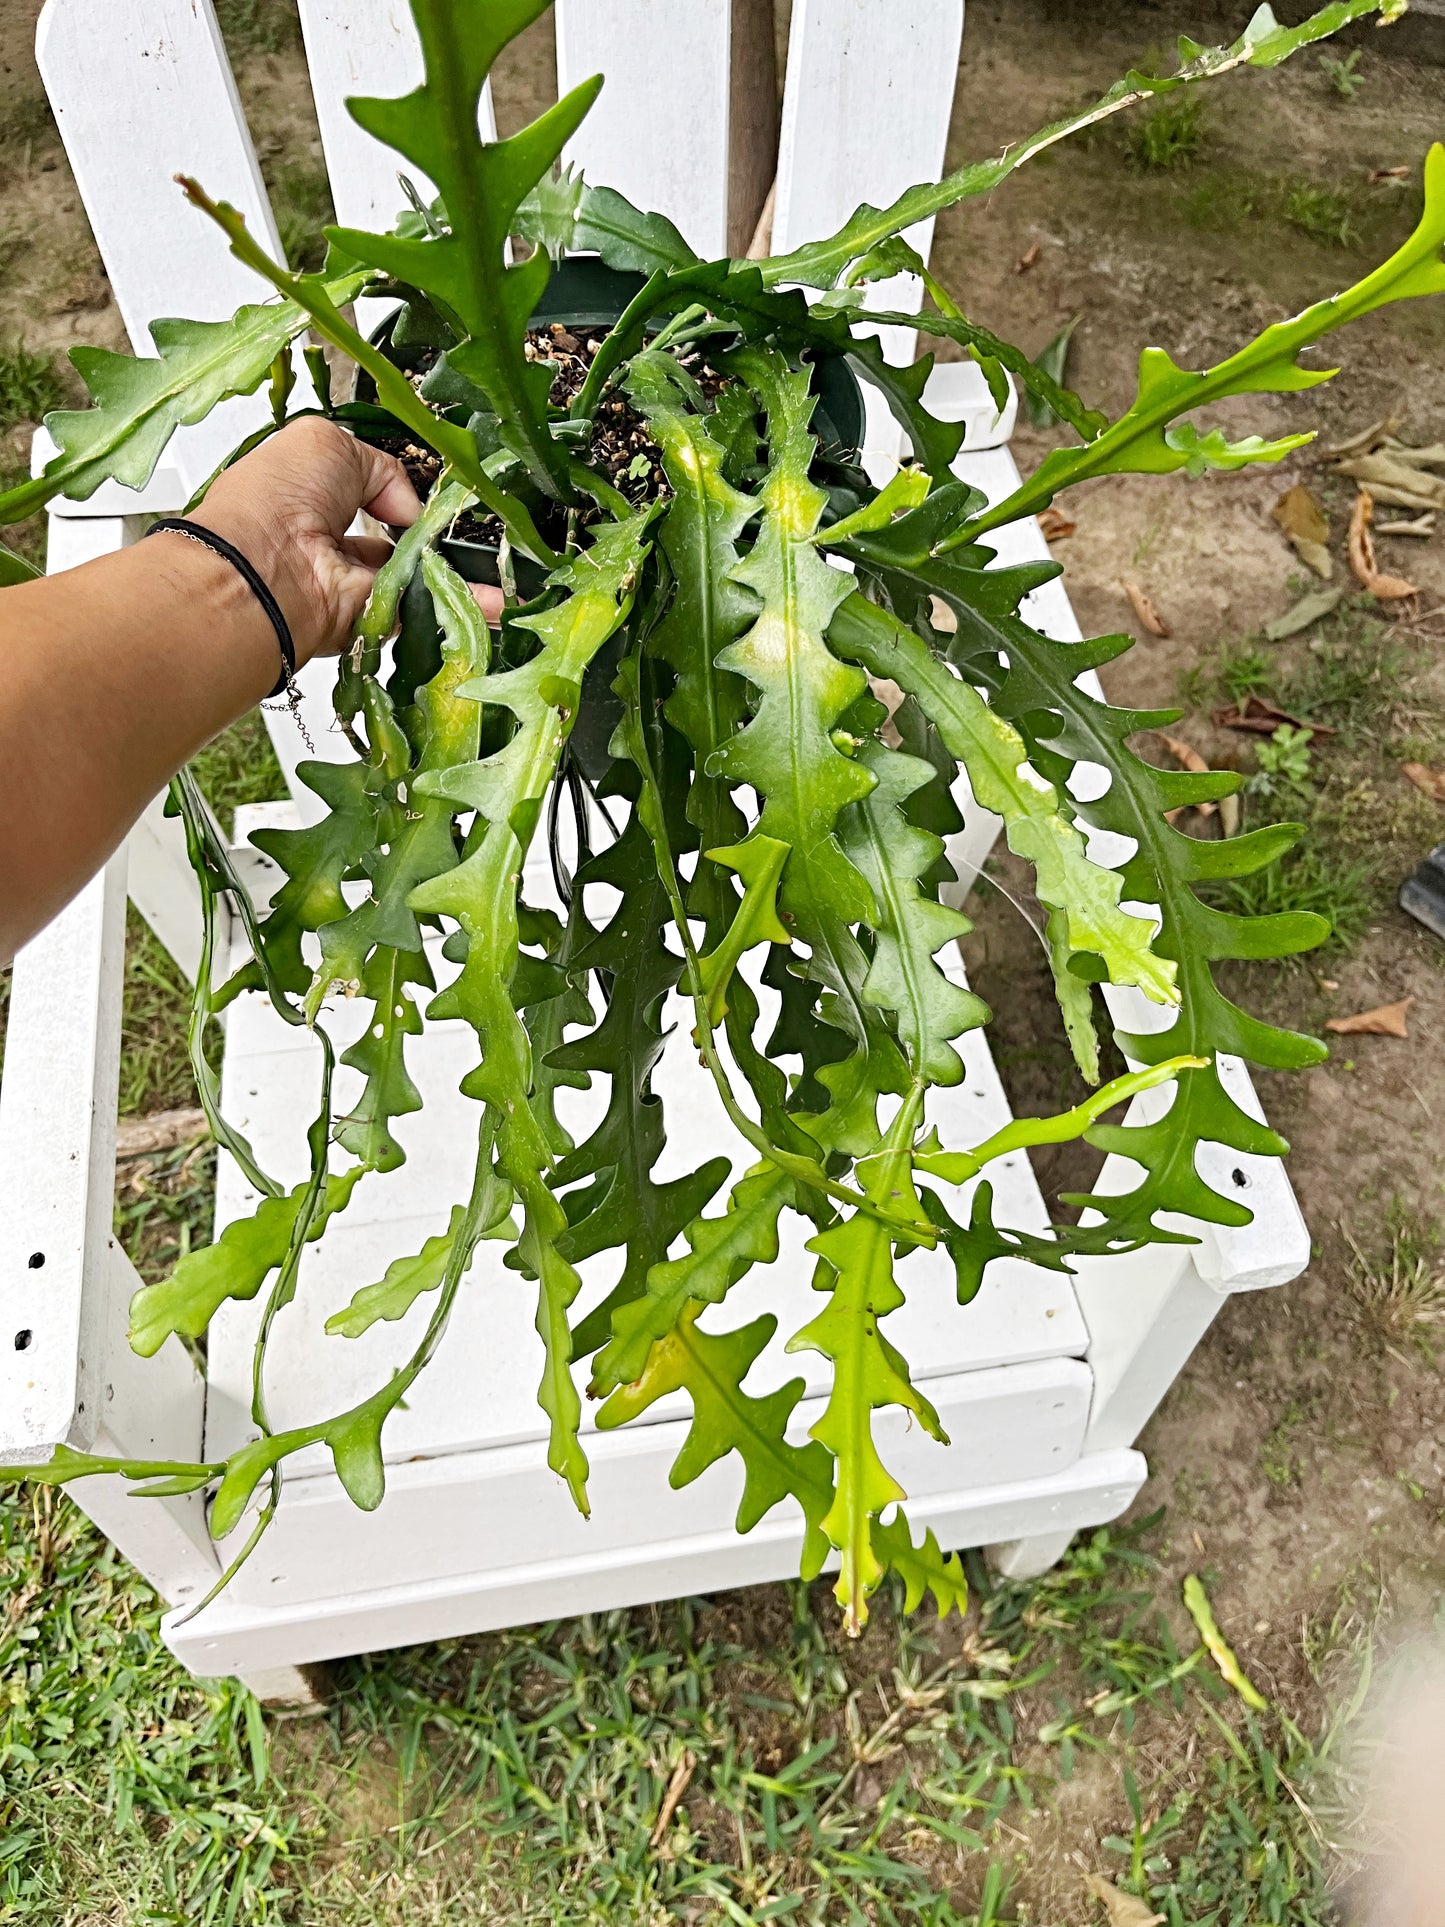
[355,255,865,778]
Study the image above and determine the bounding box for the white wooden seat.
[0,0,1309,1695]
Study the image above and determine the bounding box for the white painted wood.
[238,1664,331,1708]
[987,1528,1075,1581]
[167,1447,1146,1676]
[774,1,965,458]
[35,0,295,496]
[214,1356,1093,1610]
[555,0,733,259]
[66,1239,218,1607]
[31,435,187,518]
[0,857,126,1462]
[126,793,208,985]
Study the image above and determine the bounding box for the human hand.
[191,416,503,665]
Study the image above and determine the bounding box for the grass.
[0,1496,1356,1924]
[1341,1202,1445,1356]
[214,0,302,57]
[0,341,65,433]
[1123,95,1208,173]
[1210,839,1376,952]
[1285,182,1359,250]
[1182,170,1372,251]
[1193,603,1439,951]
[271,162,337,275]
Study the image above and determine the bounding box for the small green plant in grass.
[1250,722,1315,805]
[1217,641,1275,706]
[1124,92,1209,172]
[1260,1398,1307,1487]
[1341,1202,1445,1355]
[1287,181,1359,247]
[1320,48,1365,97]
[0,339,65,432]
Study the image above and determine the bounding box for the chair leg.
[985,1529,1076,1582]
[237,1662,334,1712]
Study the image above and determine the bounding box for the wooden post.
[728,0,780,257]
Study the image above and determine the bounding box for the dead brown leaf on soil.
[1081,1871,1165,1927]
[1015,241,1042,273]
[1369,165,1411,184]
[1339,454,1445,514]
[1038,506,1075,540]
[1272,483,1332,580]
[1121,579,1169,637]
[1403,762,1445,806]
[1324,413,1404,460]
[1213,695,1334,737]
[1158,730,1218,823]
[1348,490,1419,601]
[1325,996,1415,1038]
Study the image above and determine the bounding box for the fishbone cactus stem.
[2,0,1438,1632]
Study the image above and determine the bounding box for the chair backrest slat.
[294,3,499,340]
[36,0,289,491]
[555,0,733,260]
[773,0,965,455]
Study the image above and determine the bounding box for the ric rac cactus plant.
[5,0,1439,1633]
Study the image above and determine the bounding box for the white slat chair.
[0,0,1309,1701]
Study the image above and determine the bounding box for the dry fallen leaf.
[1369,164,1411,184]
[1038,506,1075,540]
[1376,511,1436,537]
[1213,695,1334,737]
[1264,585,1345,640]
[1016,241,1042,273]
[1081,1872,1165,1927]
[649,1750,697,1846]
[1325,996,1415,1039]
[1338,453,1445,512]
[1122,579,1170,637]
[1323,413,1403,461]
[1273,483,1330,546]
[1348,490,1419,600]
[1271,483,1333,577]
[1404,762,1445,805]
[1158,733,1220,823]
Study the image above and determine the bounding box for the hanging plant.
[4,0,1438,1634]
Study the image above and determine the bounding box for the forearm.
[0,534,282,962]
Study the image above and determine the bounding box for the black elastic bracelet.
[145,517,296,702]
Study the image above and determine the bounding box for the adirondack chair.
[0,0,1310,1704]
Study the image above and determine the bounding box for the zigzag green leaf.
[836,740,988,1088]
[958,142,1445,542]
[597,1303,833,1574]
[0,280,361,525]
[409,515,653,1512]
[129,1169,364,1358]
[333,0,592,497]
[872,1511,968,1619]
[828,593,1177,1077]
[790,1096,942,1631]
[591,1165,793,1394]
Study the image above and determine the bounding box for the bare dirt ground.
[4,0,1445,1918]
